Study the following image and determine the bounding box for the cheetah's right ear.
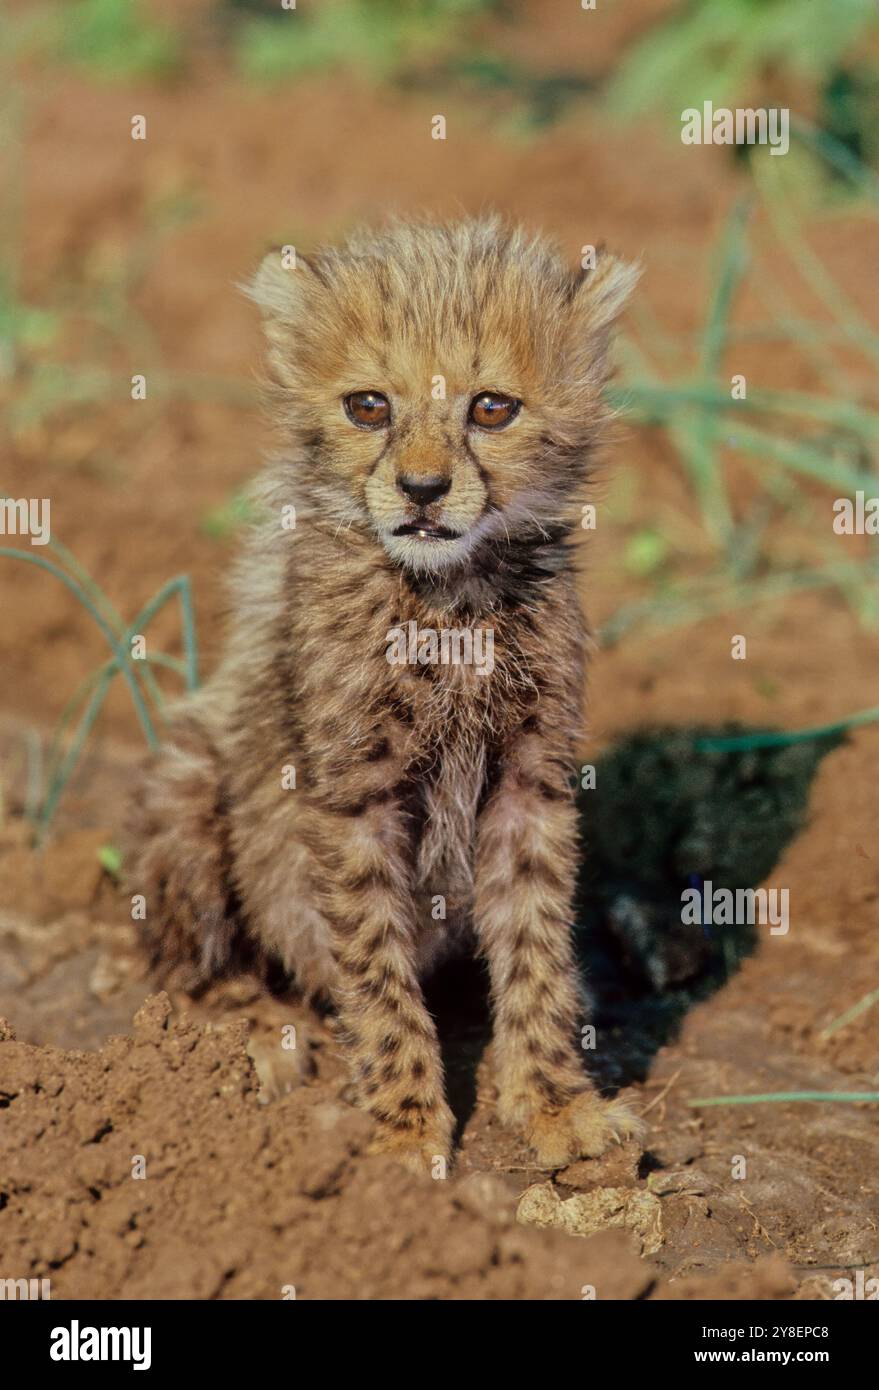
[241,250,324,386]
[241,248,321,327]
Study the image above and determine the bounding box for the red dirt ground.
[1,2,877,1299]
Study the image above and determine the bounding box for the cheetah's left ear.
[569,252,641,336]
[566,253,641,388]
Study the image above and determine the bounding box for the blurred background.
[1,0,878,828]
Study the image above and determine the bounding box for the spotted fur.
[127,217,643,1170]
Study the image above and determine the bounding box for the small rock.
[647,1166,711,1197]
[517,1180,664,1255]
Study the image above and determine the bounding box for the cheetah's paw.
[526,1092,644,1168]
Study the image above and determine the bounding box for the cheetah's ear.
[240,248,322,327]
[241,250,324,386]
[569,252,641,336]
[566,252,640,387]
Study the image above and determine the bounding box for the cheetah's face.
[247,220,637,576]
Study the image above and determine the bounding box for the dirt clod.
[0,999,664,1299]
[518,1180,664,1255]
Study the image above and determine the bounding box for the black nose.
[397,474,450,507]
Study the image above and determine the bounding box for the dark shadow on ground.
[426,723,842,1137]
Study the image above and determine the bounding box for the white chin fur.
[381,531,468,573]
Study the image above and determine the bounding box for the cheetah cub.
[129,217,643,1173]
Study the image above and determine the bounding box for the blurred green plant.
[623,528,670,579]
[234,0,496,83]
[440,55,594,134]
[608,0,878,142]
[200,489,258,541]
[0,107,203,437]
[601,133,879,645]
[59,0,181,81]
[98,842,124,879]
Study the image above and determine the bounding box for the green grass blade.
[686,197,752,548]
[0,547,159,747]
[819,988,879,1041]
[689,1091,879,1107]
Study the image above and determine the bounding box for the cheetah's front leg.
[305,797,453,1174]
[474,754,643,1167]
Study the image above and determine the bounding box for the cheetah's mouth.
[392,522,461,542]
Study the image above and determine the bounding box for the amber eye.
[469,392,521,430]
[344,390,391,428]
